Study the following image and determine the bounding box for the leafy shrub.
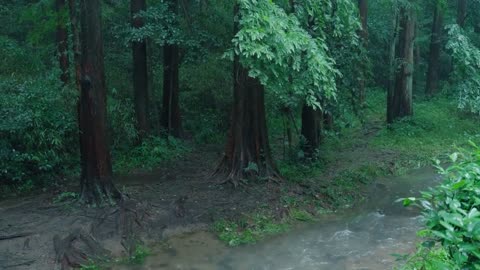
[113,136,190,174]
[0,74,78,190]
[447,25,480,115]
[404,143,480,269]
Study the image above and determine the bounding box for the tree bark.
[358,0,368,40]
[301,106,322,158]
[77,0,121,204]
[131,0,150,137]
[358,0,368,104]
[216,3,281,185]
[425,4,443,96]
[55,0,69,84]
[161,0,183,138]
[387,9,400,123]
[388,6,415,123]
[457,0,467,27]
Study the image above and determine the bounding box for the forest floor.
[0,91,478,270]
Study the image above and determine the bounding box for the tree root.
[53,229,109,269]
[0,232,33,241]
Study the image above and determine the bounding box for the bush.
[403,143,480,269]
[0,74,78,191]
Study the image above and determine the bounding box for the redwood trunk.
[216,4,280,185]
[78,0,120,204]
[457,0,467,27]
[161,0,183,137]
[388,6,415,123]
[425,4,443,96]
[358,0,368,104]
[131,0,149,137]
[301,106,322,158]
[55,0,69,84]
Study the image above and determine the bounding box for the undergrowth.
[113,136,190,174]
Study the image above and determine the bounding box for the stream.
[116,168,441,270]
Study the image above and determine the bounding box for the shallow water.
[116,168,441,270]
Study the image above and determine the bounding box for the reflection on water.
[116,168,441,270]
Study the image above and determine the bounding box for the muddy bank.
[0,134,428,270]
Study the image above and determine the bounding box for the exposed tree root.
[0,232,33,241]
[53,229,109,270]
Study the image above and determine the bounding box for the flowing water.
[117,168,441,270]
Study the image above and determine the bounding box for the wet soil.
[0,124,413,270]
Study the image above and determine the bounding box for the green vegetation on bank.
[399,144,480,269]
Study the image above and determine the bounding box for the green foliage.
[404,145,480,269]
[0,74,78,190]
[447,24,480,115]
[370,90,479,163]
[234,0,339,109]
[397,245,458,270]
[213,213,290,246]
[125,245,150,265]
[53,191,79,204]
[113,136,190,174]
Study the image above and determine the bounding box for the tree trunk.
[68,0,80,89]
[387,10,400,123]
[457,0,467,27]
[55,0,69,84]
[216,3,280,185]
[358,0,368,104]
[425,4,443,96]
[77,0,121,204]
[160,0,183,138]
[131,0,149,137]
[388,6,415,123]
[301,106,322,158]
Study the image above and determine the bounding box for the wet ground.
[115,168,440,270]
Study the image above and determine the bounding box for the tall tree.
[457,0,467,27]
[425,2,443,96]
[55,0,69,84]
[131,0,150,137]
[216,4,280,185]
[387,4,415,123]
[77,0,121,204]
[161,0,183,137]
[358,0,368,104]
[301,105,322,158]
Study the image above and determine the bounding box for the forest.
[1,0,480,269]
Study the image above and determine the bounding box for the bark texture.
[78,0,121,204]
[425,4,443,96]
[131,0,150,137]
[358,0,368,104]
[387,6,415,123]
[300,106,322,158]
[55,0,69,84]
[161,0,183,137]
[457,0,467,27]
[216,4,280,185]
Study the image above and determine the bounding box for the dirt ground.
[0,125,402,270]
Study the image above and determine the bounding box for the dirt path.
[0,125,407,270]
[0,147,282,270]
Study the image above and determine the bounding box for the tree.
[301,106,322,158]
[55,0,69,84]
[160,0,183,137]
[457,0,467,27]
[216,3,280,185]
[358,0,368,103]
[387,3,415,123]
[131,0,150,137]
[77,0,121,204]
[425,1,443,96]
